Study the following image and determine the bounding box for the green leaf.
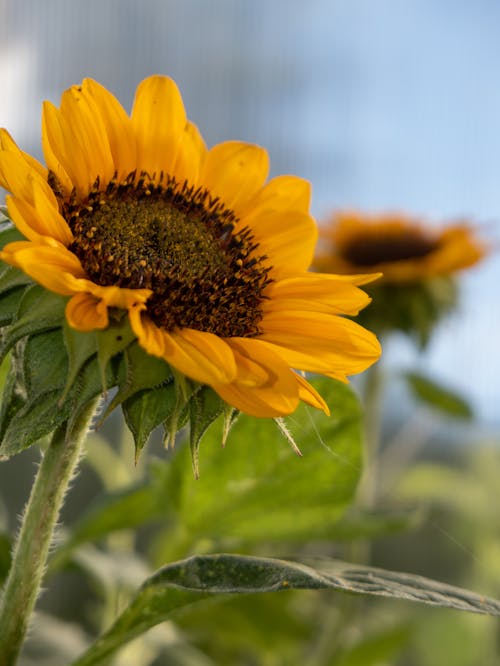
[0,389,72,457]
[0,285,66,362]
[404,371,473,420]
[159,377,363,548]
[122,382,177,460]
[70,553,500,666]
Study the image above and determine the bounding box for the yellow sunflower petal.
[88,284,151,310]
[248,209,318,276]
[200,141,269,214]
[131,75,187,180]
[31,181,73,244]
[172,121,207,185]
[128,303,166,357]
[262,274,372,316]
[240,174,311,218]
[6,193,72,246]
[81,78,137,180]
[260,311,381,376]
[60,86,115,189]
[293,372,330,414]
[0,242,88,295]
[0,243,148,313]
[0,150,53,206]
[214,337,300,417]
[42,101,89,196]
[128,309,237,386]
[66,292,109,331]
[0,129,47,181]
[167,328,237,385]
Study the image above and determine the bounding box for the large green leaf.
[162,377,363,547]
[57,378,362,560]
[69,553,500,666]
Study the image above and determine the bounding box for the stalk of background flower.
[314,210,486,506]
[0,400,98,664]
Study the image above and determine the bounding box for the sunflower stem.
[0,401,98,665]
[358,357,385,509]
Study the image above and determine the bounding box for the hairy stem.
[0,402,97,665]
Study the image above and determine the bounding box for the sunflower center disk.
[342,230,438,266]
[64,178,271,336]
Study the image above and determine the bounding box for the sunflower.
[315,210,485,345]
[315,210,485,283]
[0,76,381,419]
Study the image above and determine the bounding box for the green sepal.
[101,341,172,420]
[122,381,177,462]
[96,313,136,387]
[0,329,77,457]
[0,285,67,363]
[60,323,99,404]
[162,373,197,449]
[0,327,123,458]
[222,404,240,446]
[65,354,123,435]
[189,386,226,478]
[23,329,69,399]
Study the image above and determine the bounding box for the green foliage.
[53,378,363,563]
[69,553,500,666]
[404,371,474,419]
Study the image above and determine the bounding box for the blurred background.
[1,0,498,434]
[1,3,500,664]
